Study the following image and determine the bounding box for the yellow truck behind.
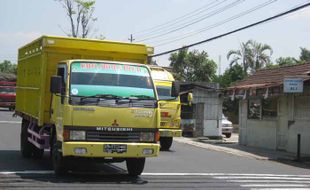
[15,36,175,175]
[150,66,181,150]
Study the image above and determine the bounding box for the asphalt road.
[1,108,310,190]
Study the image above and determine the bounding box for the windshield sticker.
[151,71,169,80]
[71,88,79,95]
[70,85,154,97]
[71,62,149,77]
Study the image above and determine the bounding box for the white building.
[180,82,223,138]
[226,63,310,156]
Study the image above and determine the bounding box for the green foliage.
[227,40,272,73]
[227,41,252,73]
[275,57,298,66]
[214,65,247,88]
[213,65,247,124]
[0,60,17,75]
[169,48,217,82]
[56,0,97,38]
[268,47,310,68]
[299,47,310,63]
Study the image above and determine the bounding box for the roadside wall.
[238,90,310,156]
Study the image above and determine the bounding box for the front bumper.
[62,142,160,158]
[222,127,233,134]
[159,129,182,137]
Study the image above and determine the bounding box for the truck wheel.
[51,136,67,175]
[225,133,232,138]
[160,137,173,151]
[20,119,33,158]
[126,158,145,176]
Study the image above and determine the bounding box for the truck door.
[51,64,67,141]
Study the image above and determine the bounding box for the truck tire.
[51,135,67,175]
[20,119,33,158]
[126,158,145,176]
[225,133,232,138]
[160,137,173,151]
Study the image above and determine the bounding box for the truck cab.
[15,36,160,176]
[150,66,181,150]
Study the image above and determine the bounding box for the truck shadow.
[0,150,147,184]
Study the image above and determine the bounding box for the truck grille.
[86,131,141,142]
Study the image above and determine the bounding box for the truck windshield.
[70,62,155,98]
[0,87,16,94]
[156,86,177,100]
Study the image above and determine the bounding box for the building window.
[248,99,261,119]
[294,96,310,120]
[262,98,278,117]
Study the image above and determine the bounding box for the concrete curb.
[174,137,269,160]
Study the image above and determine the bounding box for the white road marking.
[0,171,54,175]
[228,180,310,183]
[214,176,310,180]
[0,121,21,124]
[250,189,310,190]
[1,171,309,177]
[241,184,307,187]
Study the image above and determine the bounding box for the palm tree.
[248,40,273,72]
[227,41,253,73]
[227,40,273,73]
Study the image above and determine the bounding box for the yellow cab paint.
[150,66,181,150]
[16,36,160,175]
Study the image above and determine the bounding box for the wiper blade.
[129,95,155,100]
[80,94,122,101]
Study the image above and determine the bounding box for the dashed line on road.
[241,184,308,187]
[0,170,54,175]
[0,121,21,124]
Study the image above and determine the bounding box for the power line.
[136,0,245,42]
[149,2,310,58]
[152,0,277,47]
[132,0,223,37]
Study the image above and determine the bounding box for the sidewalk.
[174,135,310,167]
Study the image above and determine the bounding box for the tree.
[249,40,273,71]
[213,65,247,124]
[215,65,247,88]
[227,41,252,73]
[299,47,310,63]
[0,60,17,75]
[57,0,97,38]
[169,48,217,82]
[227,40,272,73]
[275,57,297,66]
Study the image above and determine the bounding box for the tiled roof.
[228,62,310,89]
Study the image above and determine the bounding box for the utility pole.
[218,55,221,76]
[128,34,135,43]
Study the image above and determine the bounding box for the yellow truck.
[15,36,178,175]
[150,66,181,150]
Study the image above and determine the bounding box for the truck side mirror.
[50,76,62,94]
[171,81,180,97]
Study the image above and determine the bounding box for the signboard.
[283,78,303,93]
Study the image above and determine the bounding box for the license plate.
[104,144,127,154]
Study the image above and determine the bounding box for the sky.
[1,0,310,74]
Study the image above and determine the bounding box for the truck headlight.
[140,132,155,142]
[70,130,86,140]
